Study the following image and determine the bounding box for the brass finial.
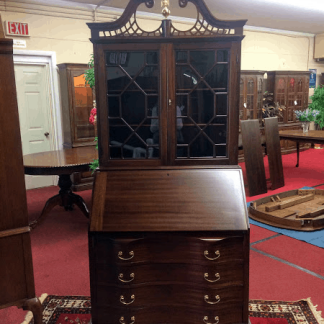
[161,0,170,18]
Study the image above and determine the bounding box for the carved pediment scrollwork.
[87,0,246,40]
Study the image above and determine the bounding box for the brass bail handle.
[161,0,170,18]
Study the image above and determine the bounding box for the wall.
[1,0,324,83]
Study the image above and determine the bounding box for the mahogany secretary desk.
[87,0,249,323]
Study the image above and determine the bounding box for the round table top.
[279,130,324,140]
[23,146,98,175]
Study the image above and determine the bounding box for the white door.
[14,63,55,189]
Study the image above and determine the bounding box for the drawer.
[92,236,244,265]
[95,261,244,288]
[95,284,243,308]
[93,305,244,324]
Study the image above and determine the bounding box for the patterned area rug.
[24,295,324,324]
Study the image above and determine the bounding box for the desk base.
[30,174,89,229]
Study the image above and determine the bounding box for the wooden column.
[0,15,43,323]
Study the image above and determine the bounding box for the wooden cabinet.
[0,38,42,322]
[89,167,250,324]
[88,1,246,167]
[239,71,265,122]
[266,71,311,154]
[266,71,310,124]
[58,63,96,148]
[58,63,96,191]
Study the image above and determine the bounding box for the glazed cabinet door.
[95,43,167,167]
[70,69,96,145]
[274,76,287,123]
[169,42,241,165]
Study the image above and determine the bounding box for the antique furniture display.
[87,0,247,167]
[58,63,96,191]
[89,167,250,324]
[239,70,265,121]
[0,32,42,322]
[241,119,267,197]
[249,189,324,231]
[264,117,284,190]
[23,146,98,228]
[279,129,324,167]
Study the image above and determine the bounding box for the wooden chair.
[241,119,267,196]
[264,117,285,190]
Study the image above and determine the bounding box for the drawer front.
[93,305,243,324]
[95,261,244,288]
[93,236,244,265]
[95,284,243,308]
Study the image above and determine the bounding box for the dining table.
[23,146,98,228]
[279,130,324,167]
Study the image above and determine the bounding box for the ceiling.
[64,0,324,34]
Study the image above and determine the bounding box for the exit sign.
[5,21,29,36]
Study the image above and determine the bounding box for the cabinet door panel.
[106,50,161,160]
[172,45,233,162]
[71,71,95,143]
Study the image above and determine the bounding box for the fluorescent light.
[255,0,324,11]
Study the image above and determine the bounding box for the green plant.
[84,54,95,89]
[89,137,99,173]
[294,109,319,122]
[309,86,324,128]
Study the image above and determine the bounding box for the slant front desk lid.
[90,166,249,233]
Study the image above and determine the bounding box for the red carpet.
[242,148,324,202]
[1,149,324,324]
[24,295,324,324]
[253,235,324,276]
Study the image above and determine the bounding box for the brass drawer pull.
[118,273,135,283]
[204,272,220,282]
[120,294,135,305]
[118,251,134,261]
[120,316,135,324]
[204,250,220,261]
[204,295,220,304]
[203,316,219,324]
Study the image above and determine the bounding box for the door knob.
[44,132,49,137]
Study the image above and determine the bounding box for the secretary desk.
[87,1,250,323]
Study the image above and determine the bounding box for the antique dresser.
[87,0,249,323]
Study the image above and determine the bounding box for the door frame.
[13,49,63,151]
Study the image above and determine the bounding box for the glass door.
[104,47,162,161]
[172,45,232,162]
[72,71,95,143]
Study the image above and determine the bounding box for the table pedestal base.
[30,174,89,229]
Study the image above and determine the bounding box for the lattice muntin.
[171,12,235,37]
[99,14,163,38]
